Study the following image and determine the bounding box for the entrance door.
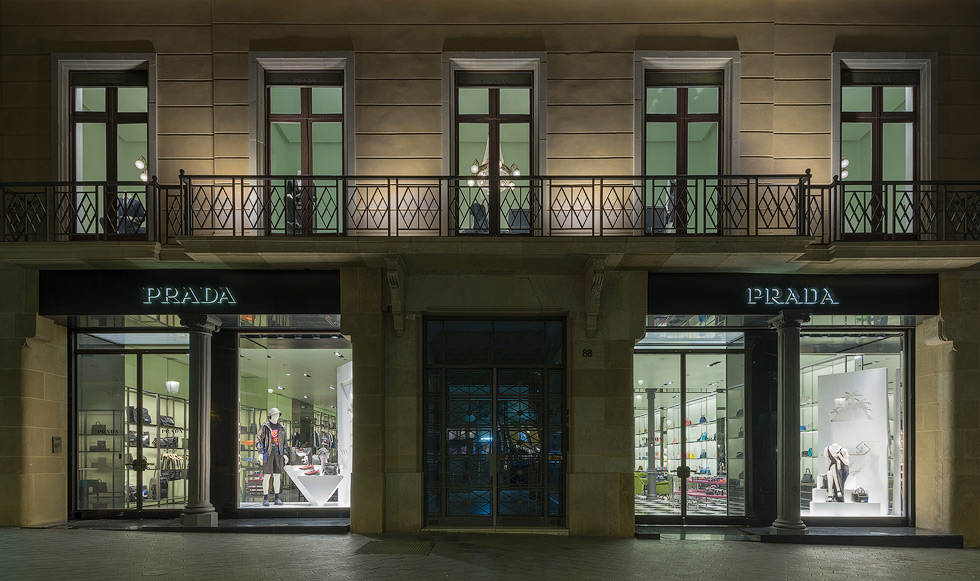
[634,350,745,522]
[424,320,565,527]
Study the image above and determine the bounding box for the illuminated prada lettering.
[143,286,238,305]
[746,287,839,306]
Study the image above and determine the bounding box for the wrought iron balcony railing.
[830,179,980,241]
[169,171,815,243]
[1,181,156,242]
[5,173,979,246]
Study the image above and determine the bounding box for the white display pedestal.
[285,466,343,506]
[809,500,882,516]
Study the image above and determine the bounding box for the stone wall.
[0,268,68,527]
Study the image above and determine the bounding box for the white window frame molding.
[832,53,937,182]
[442,53,547,235]
[249,52,356,176]
[53,54,157,182]
[634,52,740,176]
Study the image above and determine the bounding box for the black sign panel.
[39,270,340,316]
[648,273,938,315]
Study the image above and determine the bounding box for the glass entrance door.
[424,320,565,527]
[634,349,745,521]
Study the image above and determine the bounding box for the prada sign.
[39,270,340,315]
[648,273,938,315]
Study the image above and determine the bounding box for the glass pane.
[688,87,719,114]
[687,122,718,175]
[116,123,147,182]
[238,335,353,509]
[118,87,148,113]
[800,334,905,517]
[75,87,106,112]
[842,86,872,112]
[76,123,107,181]
[458,88,489,115]
[882,86,914,113]
[499,123,530,177]
[646,87,677,114]
[645,122,676,174]
[882,123,914,181]
[841,123,872,181]
[269,122,302,175]
[312,123,343,175]
[77,353,128,510]
[500,87,531,115]
[312,86,343,115]
[140,353,190,509]
[458,122,490,175]
[633,353,681,516]
[270,86,302,115]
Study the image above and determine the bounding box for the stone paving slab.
[2,528,978,580]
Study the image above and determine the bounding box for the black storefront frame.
[642,273,936,528]
[43,270,346,521]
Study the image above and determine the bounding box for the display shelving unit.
[125,387,189,508]
[78,409,125,509]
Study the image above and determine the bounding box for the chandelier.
[467,138,520,188]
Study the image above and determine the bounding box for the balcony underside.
[3,236,980,274]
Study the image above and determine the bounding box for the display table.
[285,466,343,506]
[809,488,881,516]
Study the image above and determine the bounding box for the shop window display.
[799,333,905,516]
[76,333,189,511]
[238,335,352,508]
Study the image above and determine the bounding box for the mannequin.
[823,443,850,502]
[257,407,289,506]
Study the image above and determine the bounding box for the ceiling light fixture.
[840,157,850,180]
[707,361,721,367]
[276,385,284,390]
[267,388,273,394]
[334,352,343,358]
[135,156,148,182]
[329,385,336,390]
[304,373,311,377]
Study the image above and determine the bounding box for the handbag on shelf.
[685,419,692,426]
[128,406,139,424]
[90,422,109,435]
[128,430,137,445]
[155,436,178,448]
[141,432,151,446]
[141,408,152,424]
[699,415,707,424]
[801,468,815,485]
[160,416,176,428]
[852,487,869,502]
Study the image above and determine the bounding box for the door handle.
[675,465,691,479]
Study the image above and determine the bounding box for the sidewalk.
[4,527,978,580]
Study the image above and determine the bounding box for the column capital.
[767,310,812,330]
[179,314,222,334]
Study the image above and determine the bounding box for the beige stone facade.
[0,0,979,545]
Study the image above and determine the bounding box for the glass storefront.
[76,332,190,511]
[238,334,353,509]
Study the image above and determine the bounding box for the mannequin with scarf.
[257,407,289,506]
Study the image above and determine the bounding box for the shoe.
[274,497,284,506]
[262,496,270,507]
[305,470,319,475]
[299,464,314,470]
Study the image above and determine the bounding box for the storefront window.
[799,332,906,516]
[76,332,189,512]
[238,334,352,508]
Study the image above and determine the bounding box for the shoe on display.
[262,496,270,507]
[305,470,319,475]
[299,464,314,470]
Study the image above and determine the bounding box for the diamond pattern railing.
[831,180,980,241]
[0,181,155,242]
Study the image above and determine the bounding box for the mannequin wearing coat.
[824,443,850,502]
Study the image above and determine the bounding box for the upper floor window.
[69,70,149,237]
[840,69,918,183]
[266,71,345,176]
[643,70,724,178]
[70,71,148,183]
[454,71,534,234]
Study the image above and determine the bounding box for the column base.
[770,519,808,535]
[180,511,218,528]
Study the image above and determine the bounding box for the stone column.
[768,310,810,534]
[179,314,221,527]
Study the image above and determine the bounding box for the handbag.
[160,415,176,427]
[685,419,692,426]
[91,421,108,435]
[155,436,178,448]
[141,432,151,446]
[852,487,869,502]
[128,430,138,445]
[322,463,339,475]
[699,415,706,424]
[801,468,815,485]
[128,406,139,424]
[141,408,152,424]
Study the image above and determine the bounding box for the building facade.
[1,0,979,545]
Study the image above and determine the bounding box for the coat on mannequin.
[257,407,289,506]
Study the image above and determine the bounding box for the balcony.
[3,173,979,245]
